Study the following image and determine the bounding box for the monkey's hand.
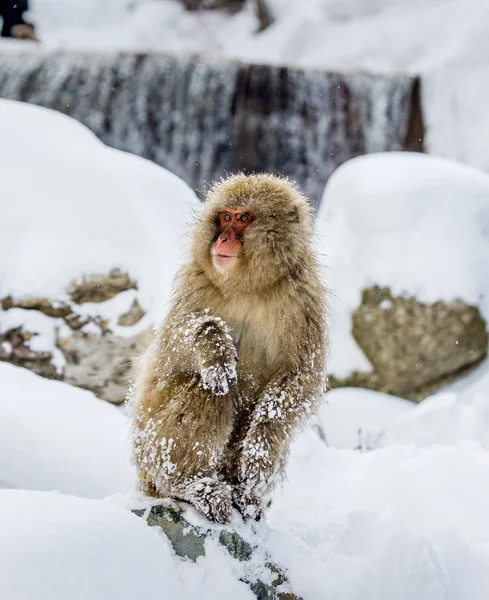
[195,320,238,396]
[232,484,263,521]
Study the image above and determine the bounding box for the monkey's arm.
[164,311,238,396]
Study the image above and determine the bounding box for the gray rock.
[219,529,253,561]
[142,504,206,561]
[133,502,301,600]
[0,269,151,404]
[57,330,142,404]
[348,286,488,401]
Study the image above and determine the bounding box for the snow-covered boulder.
[318,151,489,400]
[0,99,199,403]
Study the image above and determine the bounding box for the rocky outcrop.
[330,286,488,402]
[133,501,300,600]
[0,270,150,404]
[0,326,60,380]
[1,296,72,318]
[57,330,143,404]
[68,268,137,304]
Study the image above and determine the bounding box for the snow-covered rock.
[0,99,199,402]
[318,151,489,398]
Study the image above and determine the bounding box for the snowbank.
[316,384,489,451]
[317,387,413,449]
[384,390,489,449]
[0,489,180,600]
[0,362,134,497]
[0,99,199,332]
[269,428,489,600]
[317,151,489,377]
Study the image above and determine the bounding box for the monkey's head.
[192,174,314,293]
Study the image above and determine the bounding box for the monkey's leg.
[134,377,236,524]
[235,375,315,518]
[219,398,265,520]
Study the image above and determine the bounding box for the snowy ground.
[4,360,489,599]
[2,102,489,597]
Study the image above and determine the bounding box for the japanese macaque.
[131,174,328,524]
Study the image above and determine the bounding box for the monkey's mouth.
[212,252,239,271]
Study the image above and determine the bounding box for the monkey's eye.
[239,214,249,222]
[223,213,232,222]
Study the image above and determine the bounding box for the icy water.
[0,52,419,207]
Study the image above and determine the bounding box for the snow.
[267,428,489,600]
[0,362,134,497]
[0,489,180,600]
[317,387,414,449]
[5,362,489,599]
[16,0,489,75]
[316,151,489,377]
[1,26,489,597]
[1,308,66,371]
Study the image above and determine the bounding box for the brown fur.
[130,174,328,523]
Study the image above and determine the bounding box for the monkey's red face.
[211,208,254,272]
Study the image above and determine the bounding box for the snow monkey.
[131,174,328,524]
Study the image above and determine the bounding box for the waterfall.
[0,52,420,207]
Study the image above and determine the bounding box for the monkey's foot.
[184,478,233,524]
[232,485,263,521]
[200,361,237,396]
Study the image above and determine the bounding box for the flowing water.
[0,52,419,207]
